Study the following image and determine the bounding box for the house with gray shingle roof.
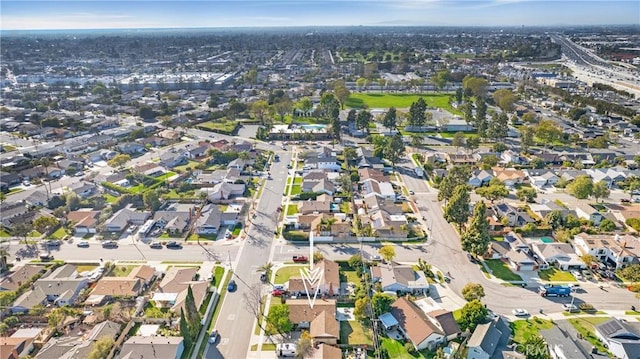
[467,316,511,359]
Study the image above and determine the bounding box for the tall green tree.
[492,89,516,112]
[465,136,480,153]
[347,109,357,123]
[455,87,464,104]
[443,185,471,230]
[452,132,465,151]
[475,178,508,203]
[522,335,552,359]
[461,201,490,256]
[180,308,193,349]
[519,125,535,153]
[458,299,488,331]
[371,293,395,316]
[567,175,594,199]
[591,181,610,202]
[266,304,293,335]
[407,98,427,128]
[461,283,485,302]
[356,110,373,132]
[383,134,405,167]
[250,100,271,125]
[184,285,201,339]
[488,111,509,142]
[382,107,397,133]
[475,98,487,138]
[462,76,488,98]
[143,189,161,211]
[378,245,396,262]
[437,166,471,202]
[535,119,563,145]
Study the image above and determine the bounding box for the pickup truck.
[292,255,308,263]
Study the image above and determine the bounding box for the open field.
[345,93,460,115]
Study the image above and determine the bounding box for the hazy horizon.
[1,0,638,31]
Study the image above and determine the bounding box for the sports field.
[345,93,460,115]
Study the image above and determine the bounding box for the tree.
[297,97,313,114]
[107,154,131,169]
[443,185,470,230]
[599,219,616,232]
[521,335,551,359]
[354,296,371,321]
[356,110,372,132]
[535,119,563,145]
[458,299,488,331]
[488,111,509,142]
[461,283,485,302]
[250,100,271,125]
[465,136,480,153]
[437,166,471,202]
[581,254,597,268]
[461,201,490,256]
[47,308,66,328]
[452,132,465,151]
[544,210,564,230]
[624,177,640,200]
[383,134,405,167]
[33,216,60,235]
[455,87,464,104]
[567,175,594,199]
[143,189,161,211]
[522,112,537,123]
[382,107,397,134]
[348,253,363,269]
[334,86,351,109]
[463,103,474,124]
[296,330,313,358]
[379,245,396,262]
[274,97,293,120]
[432,70,451,90]
[347,109,357,123]
[410,134,423,147]
[180,308,193,349]
[184,285,201,339]
[258,262,274,283]
[407,98,427,128]
[475,98,487,138]
[87,336,115,359]
[371,293,395,316]
[492,89,516,112]
[516,187,537,203]
[475,179,509,203]
[617,264,640,282]
[313,250,324,263]
[462,76,488,98]
[592,181,610,202]
[266,304,294,335]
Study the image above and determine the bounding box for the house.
[426,309,462,341]
[0,265,44,292]
[501,150,527,165]
[195,205,222,234]
[355,148,384,169]
[129,265,157,286]
[446,153,479,165]
[24,190,49,207]
[361,178,395,200]
[468,170,494,188]
[528,202,573,220]
[57,159,84,172]
[154,267,208,313]
[595,318,640,359]
[131,162,165,177]
[116,142,147,155]
[575,202,604,225]
[504,248,539,271]
[104,208,151,232]
[309,310,339,345]
[159,151,188,168]
[492,168,527,187]
[154,211,192,234]
[467,317,512,359]
[304,156,341,171]
[306,179,336,196]
[586,168,628,188]
[12,264,88,312]
[493,203,536,227]
[287,299,336,328]
[298,197,332,215]
[69,181,98,199]
[308,344,342,359]
[90,277,144,298]
[573,233,640,269]
[158,129,182,140]
[358,168,389,183]
[186,145,209,159]
[389,297,445,351]
[35,320,120,359]
[439,118,475,132]
[287,259,340,297]
[117,336,184,359]
[532,243,585,271]
[371,263,430,294]
[524,169,559,187]
[66,210,100,234]
[206,182,245,200]
[540,326,590,359]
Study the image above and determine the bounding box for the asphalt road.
[206,150,292,359]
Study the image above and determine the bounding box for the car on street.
[409,190,415,195]
[44,240,62,247]
[39,254,54,261]
[272,289,286,297]
[208,329,219,344]
[102,241,118,248]
[467,253,478,264]
[165,241,183,249]
[227,280,237,292]
[292,255,308,263]
[76,241,90,248]
[512,308,529,317]
[260,272,267,283]
[22,180,31,186]
[149,241,162,249]
[371,255,382,262]
[571,270,583,280]
[563,304,579,312]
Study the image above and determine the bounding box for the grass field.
[173,160,201,173]
[198,120,238,134]
[484,259,523,281]
[0,229,10,237]
[538,268,577,282]
[340,321,373,345]
[212,266,225,286]
[511,318,554,344]
[274,266,306,284]
[345,93,460,114]
[110,265,135,277]
[286,204,299,216]
[568,317,612,354]
[104,193,119,203]
[154,171,177,181]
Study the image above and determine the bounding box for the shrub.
[578,303,595,311]
[627,283,640,293]
[626,218,640,231]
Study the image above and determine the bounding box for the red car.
[292,255,308,263]
[272,289,286,297]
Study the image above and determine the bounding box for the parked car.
[208,330,219,344]
[260,273,267,283]
[166,241,183,249]
[39,254,54,261]
[272,289,286,297]
[571,270,583,280]
[292,255,308,263]
[102,241,118,248]
[409,190,415,195]
[273,284,286,291]
[76,241,90,248]
[563,304,579,313]
[44,240,62,247]
[371,255,383,262]
[227,280,237,292]
[149,241,162,249]
[512,308,529,317]
[467,253,478,264]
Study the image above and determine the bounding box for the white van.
[276,343,297,357]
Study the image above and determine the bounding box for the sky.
[1,0,638,30]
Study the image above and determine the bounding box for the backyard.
[511,318,554,344]
[484,260,523,281]
[568,317,612,354]
[109,265,135,277]
[380,338,433,359]
[340,321,373,345]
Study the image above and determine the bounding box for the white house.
[573,233,640,269]
[361,178,395,200]
[575,203,604,225]
[304,156,341,171]
[532,243,585,271]
[371,264,430,294]
[595,318,640,359]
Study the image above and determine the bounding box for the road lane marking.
[219,338,229,346]
[227,314,236,321]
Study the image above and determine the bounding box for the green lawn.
[293,177,302,185]
[28,230,41,237]
[0,229,10,237]
[568,317,612,355]
[198,120,238,134]
[274,266,306,284]
[340,270,360,284]
[232,226,242,237]
[155,171,177,181]
[173,160,201,173]
[345,93,460,115]
[484,260,523,281]
[76,264,98,272]
[286,204,299,216]
[380,338,432,359]
[50,227,68,240]
[104,193,119,203]
[290,184,301,195]
[511,318,554,344]
[538,268,577,282]
[340,321,373,345]
[109,265,135,277]
[212,266,225,286]
[2,144,17,151]
[250,343,277,351]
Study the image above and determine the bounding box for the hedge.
[101,182,132,195]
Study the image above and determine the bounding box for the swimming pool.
[300,124,327,131]
[539,237,554,243]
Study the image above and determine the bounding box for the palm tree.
[258,262,274,284]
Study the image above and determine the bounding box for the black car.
[102,241,118,248]
[165,241,183,249]
[467,253,478,264]
[260,273,267,283]
[43,240,62,247]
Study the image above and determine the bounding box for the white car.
[563,304,579,312]
[571,271,583,280]
[208,329,219,344]
[512,308,529,317]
